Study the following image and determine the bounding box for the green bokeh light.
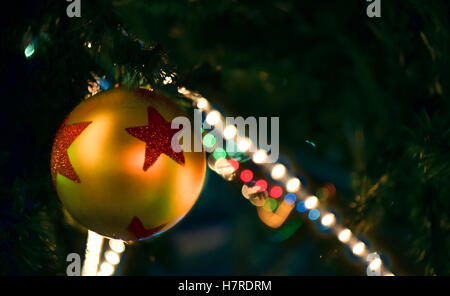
[264,198,278,212]
[213,147,227,160]
[24,43,35,59]
[202,134,216,148]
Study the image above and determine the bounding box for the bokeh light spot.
[202,134,216,148]
[269,186,283,198]
[308,209,320,220]
[213,147,227,160]
[240,169,254,183]
[254,179,268,192]
[284,193,296,205]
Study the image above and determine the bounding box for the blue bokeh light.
[308,209,320,220]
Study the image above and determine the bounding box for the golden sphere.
[51,87,206,241]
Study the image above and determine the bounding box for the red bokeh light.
[240,169,253,183]
[269,186,283,198]
[254,179,268,192]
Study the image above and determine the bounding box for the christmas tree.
[1,0,448,275]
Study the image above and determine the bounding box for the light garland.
[177,85,396,276]
[81,231,126,276]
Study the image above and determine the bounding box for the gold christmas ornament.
[51,87,206,241]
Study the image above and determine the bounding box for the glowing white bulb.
[109,240,125,253]
[321,213,336,227]
[196,98,208,110]
[98,262,114,276]
[223,125,237,139]
[369,258,382,271]
[163,76,173,85]
[304,196,319,209]
[271,164,286,180]
[237,138,251,152]
[338,229,352,243]
[206,110,221,125]
[82,231,104,276]
[286,178,301,192]
[252,150,268,164]
[352,242,366,256]
[105,251,120,265]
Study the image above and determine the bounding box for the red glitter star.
[126,107,185,171]
[127,216,166,240]
[51,117,92,186]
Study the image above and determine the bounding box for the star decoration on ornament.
[51,117,92,186]
[127,216,166,240]
[126,107,185,171]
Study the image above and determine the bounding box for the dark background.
[0,0,449,275]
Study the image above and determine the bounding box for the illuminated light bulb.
[177,86,187,94]
[196,98,208,110]
[252,150,268,164]
[271,164,286,180]
[163,76,173,85]
[269,186,283,198]
[98,262,114,276]
[206,110,221,125]
[284,193,297,205]
[105,251,120,265]
[82,231,104,276]
[383,272,395,276]
[214,158,235,176]
[286,178,301,192]
[369,258,382,271]
[304,195,319,209]
[237,138,251,152]
[352,242,366,256]
[202,134,216,148]
[321,213,336,227]
[308,209,320,220]
[109,240,125,253]
[338,229,352,243]
[254,179,268,192]
[213,147,227,160]
[223,125,237,139]
[240,169,254,183]
[87,42,92,48]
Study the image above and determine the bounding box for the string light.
[338,229,352,243]
[98,262,114,276]
[109,239,125,253]
[269,186,283,198]
[105,251,120,265]
[254,179,268,192]
[81,231,104,276]
[304,195,319,209]
[240,169,254,183]
[271,164,286,180]
[24,42,35,59]
[195,98,208,110]
[237,138,251,152]
[253,150,268,164]
[206,110,221,125]
[321,213,336,227]
[352,242,366,256]
[223,125,237,139]
[175,84,395,276]
[286,177,301,192]
[369,258,382,271]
